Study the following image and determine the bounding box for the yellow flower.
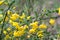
[27,16,31,20]
[37,31,44,38]
[30,21,38,26]
[24,25,28,30]
[7,10,12,15]
[30,21,38,29]
[49,19,55,25]
[14,12,19,17]
[17,26,24,31]
[38,34,43,38]
[13,31,20,37]
[0,0,4,5]
[10,13,19,20]
[37,31,43,35]
[39,24,47,29]
[58,8,60,15]
[0,14,3,17]
[18,30,25,36]
[3,30,7,35]
[12,22,20,28]
[20,13,25,19]
[13,30,25,37]
[18,25,28,31]
[7,27,11,31]
[9,20,13,24]
[29,29,36,34]
[10,17,16,21]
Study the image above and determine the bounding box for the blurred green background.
[0,0,60,14]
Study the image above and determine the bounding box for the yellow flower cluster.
[7,10,12,15]
[29,21,48,34]
[14,25,28,37]
[20,13,25,19]
[30,21,38,29]
[0,1,59,40]
[39,24,47,29]
[37,30,44,38]
[12,22,20,28]
[13,30,25,37]
[49,19,55,25]
[7,27,11,31]
[29,21,38,34]
[10,13,19,21]
[3,30,7,35]
[3,12,56,39]
[5,17,49,39]
[9,18,29,37]
[17,25,28,31]
[29,29,36,34]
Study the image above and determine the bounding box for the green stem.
[0,0,15,40]
[32,15,60,20]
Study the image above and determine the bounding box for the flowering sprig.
[0,0,15,40]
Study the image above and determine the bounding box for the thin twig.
[39,15,60,20]
[32,15,60,21]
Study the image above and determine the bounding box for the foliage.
[0,0,60,40]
